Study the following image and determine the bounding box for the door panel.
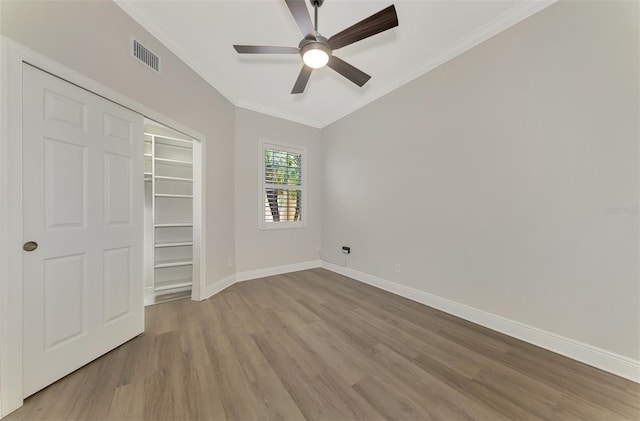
[44,138,87,229]
[22,63,144,397]
[43,89,87,130]
[103,247,132,324]
[44,254,87,350]
[104,153,132,225]
[103,113,133,144]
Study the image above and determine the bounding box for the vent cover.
[131,38,161,73]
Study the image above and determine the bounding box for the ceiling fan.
[233,0,399,94]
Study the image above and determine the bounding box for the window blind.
[263,147,303,224]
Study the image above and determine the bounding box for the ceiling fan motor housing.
[298,35,331,59]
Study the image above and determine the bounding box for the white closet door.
[22,64,144,397]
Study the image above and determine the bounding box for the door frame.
[0,36,208,417]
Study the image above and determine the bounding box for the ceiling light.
[302,46,329,69]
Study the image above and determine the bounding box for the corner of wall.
[204,260,322,300]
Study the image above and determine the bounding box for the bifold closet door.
[22,64,144,397]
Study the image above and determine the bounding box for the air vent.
[131,38,161,73]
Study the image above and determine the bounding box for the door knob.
[23,241,38,252]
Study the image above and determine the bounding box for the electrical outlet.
[395,263,401,273]
[342,246,351,254]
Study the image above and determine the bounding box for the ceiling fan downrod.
[311,0,323,33]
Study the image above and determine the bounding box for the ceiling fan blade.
[234,45,299,54]
[328,5,398,50]
[292,65,313,94]
[284,0,316,39]
[327,56,371,87]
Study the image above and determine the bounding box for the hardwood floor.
[7,268,639,420]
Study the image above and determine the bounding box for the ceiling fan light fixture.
[301,42,330,68]
[303,49,329,68]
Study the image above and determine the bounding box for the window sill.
[260,222,305,230]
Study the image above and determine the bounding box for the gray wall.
[235,108,322,273]
[3,0,638,361]
[322,0,639,359]
[1,0,236,286]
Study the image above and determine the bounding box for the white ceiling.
[116,0,554,128]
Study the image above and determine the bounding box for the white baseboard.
[204,274,236,300]
[321,261,640,383]
[204,260,322,300]
[235,260,321,283]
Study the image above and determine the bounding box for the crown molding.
[319,0,557,128]
[116,0,557,129]
[114,0,239,106]
[235,99,324,129]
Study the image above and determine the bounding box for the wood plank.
[6,269,639,421]
[107,382,144,421]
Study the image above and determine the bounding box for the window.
[260,140,305,229]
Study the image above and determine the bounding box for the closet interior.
[143,119,198,305]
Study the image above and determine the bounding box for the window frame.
[258,139,307,230]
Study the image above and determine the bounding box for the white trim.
[0,36,25,418]
[0,7,3,418]
[0,36,209,416]
[258,139,307,230]
[204,274,237,300]
[116,0,556,129]
[318,0,557,128]
[637,0,640,389]
[204,260,322,300]
[320,261,640,383]
[236,100,323,130]
[191,136,206,301]
[236,260,321,283]
[113,0,237,106]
